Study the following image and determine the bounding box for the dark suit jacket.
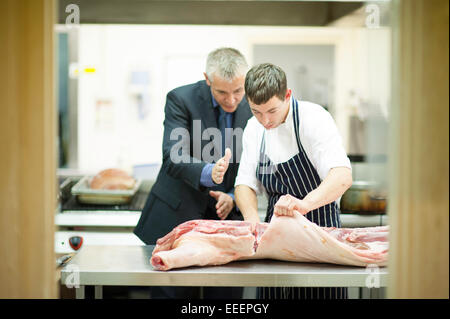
[134,80,252,244]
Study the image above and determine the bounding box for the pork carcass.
[251,213,388,267]
[150,212,388,271]
[90,168,136,190]
[151,220,256,271]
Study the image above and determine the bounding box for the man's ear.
[204,72,211,86]
[285,88,292,101]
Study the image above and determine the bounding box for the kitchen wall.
[65,24,390,175]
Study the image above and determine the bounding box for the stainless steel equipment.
[71,176,142,205]
[340,181,387,215]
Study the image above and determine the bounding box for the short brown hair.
[244,63,287,104]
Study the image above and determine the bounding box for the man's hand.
[212,148,231,184]
[273,194,311,217]
[209,191,235,220]
[235,184,260,226]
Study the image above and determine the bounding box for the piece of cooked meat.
[90,168,136,190]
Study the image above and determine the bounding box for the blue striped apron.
[256,98,347,299]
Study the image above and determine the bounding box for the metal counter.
[61,245,387,299]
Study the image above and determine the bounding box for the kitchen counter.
[61,245,387,299]
[56,210,141,227]
[56,179,386,228]
[55,211,387,228]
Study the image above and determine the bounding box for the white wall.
[77,25,252,172]
[74,25,390,173]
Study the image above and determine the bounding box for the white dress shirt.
[235,98,351,195]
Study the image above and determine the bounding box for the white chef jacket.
[234,98,351,195]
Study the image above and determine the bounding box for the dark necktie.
[217,107,233,156]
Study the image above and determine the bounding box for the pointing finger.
[216,201,224,210]
[209,191,220,199]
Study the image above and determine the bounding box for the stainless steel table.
[60,245,388,299]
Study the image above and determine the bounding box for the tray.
[71,175,141,205]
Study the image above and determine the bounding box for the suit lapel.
[197,81,216,127]
[197,81,221,156]
[233,96,251,130]
[230,97,251,164]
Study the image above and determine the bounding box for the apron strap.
[292,97,304,155]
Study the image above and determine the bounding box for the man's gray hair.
[205,48,248,82]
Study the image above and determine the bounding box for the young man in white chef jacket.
[234,63,353,299]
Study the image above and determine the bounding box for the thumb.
[223,148,232,163]
[209,190,220,199]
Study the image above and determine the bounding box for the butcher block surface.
[61,245,387,287]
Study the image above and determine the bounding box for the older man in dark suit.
[134,48,252,299]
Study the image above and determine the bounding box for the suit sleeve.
[162,90,209,192]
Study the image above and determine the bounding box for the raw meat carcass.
[151,212,388,271]
[151,220,256,271]
[251,213,388,267]
[90,168,136,190]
